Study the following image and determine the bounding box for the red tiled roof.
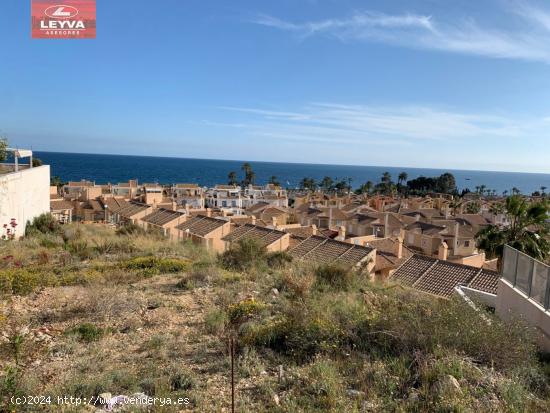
[391,255,500,298]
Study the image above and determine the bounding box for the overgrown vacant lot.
[1,219,550,412]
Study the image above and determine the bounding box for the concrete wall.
[496,279,550,352]
[0,165,50,237]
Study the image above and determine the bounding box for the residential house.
[289,235,376,272]
[391,254,499,302]
[63,180,102,201]
[172,184,205,209]
[50,199,74,224]
[364,237,414,278]
[222,224,290,252]
[244,184,289,208]
[206,185,245,214]
[111,201,151,225]
[110,180,139,199]
[140,208,186,239]
[175,215,231,252]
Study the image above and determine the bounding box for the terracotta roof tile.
[142,208,185,226]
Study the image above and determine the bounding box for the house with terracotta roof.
[62,180,102,201]
[245,202,289,227]
[364,237,414,278]
[111,201,151,225]
[222,224,290,252]
[171,184,205,209]
[391,254,499,303]
[50,199,74,224]
[137,183,165,206]
[81,199,105,222]
[140,208,186,238]
[289,235,376,272]
[403,220,479,264]
[175,215,231,252]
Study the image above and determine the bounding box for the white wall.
[496,279,550,352]
[0,165,50,237]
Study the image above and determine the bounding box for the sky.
[1,0,550,173]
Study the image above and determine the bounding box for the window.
[464,241,470,247]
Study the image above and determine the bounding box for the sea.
[34,151,550,195]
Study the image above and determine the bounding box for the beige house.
[222,224,290,253]
[289,235,376,273]
[110,180,139,199]
[50,200,74,224]
[140,208,186,239]
[111,201,151,225]
[172,184,205,209]
[63,180,102,201]
[391,254,499,300]
[175,215,231,252]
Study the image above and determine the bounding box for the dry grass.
[0,224,549,412]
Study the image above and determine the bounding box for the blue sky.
[1,0,550,173]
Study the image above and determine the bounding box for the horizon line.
[31,149,550,177]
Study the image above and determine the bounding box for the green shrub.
[204,309,227,335]
[266,251,293,269]
[116,223,145,236]
[93,239,136,255]
[315,263,357,290]
[219,238,267,271]
[227,298,266,325]
[65,323,104,342]
[0,268,43,295]
[25,213,61,236]
[122,256,189,275]
[66,240,95,260]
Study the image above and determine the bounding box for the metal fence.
[502,245,550,310]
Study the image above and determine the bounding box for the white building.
[0,149,50,238]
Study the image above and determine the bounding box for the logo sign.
[32,0,96,39]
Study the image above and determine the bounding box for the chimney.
[438,241,449,261]
[311,224,317,235]
[272,216,278,228]
[454,222,460,253]
[172,201,177,211]
[185,204,190,215]
[384,213,390,237]
[396,236,404,259]
[337,226,346,241]
[251,215,256,225]
[206,208,212,218]
[222,210,228,217]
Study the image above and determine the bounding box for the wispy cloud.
[252,3,550,64]
[217,103,539,146]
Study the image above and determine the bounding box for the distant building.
[0,149,50,237]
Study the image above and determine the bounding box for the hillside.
[1,222,549,412]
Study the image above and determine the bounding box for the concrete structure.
[0,150,50,237]
[497,246,550,351]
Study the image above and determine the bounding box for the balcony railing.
[0,163,31,175]
[502,245,550,310]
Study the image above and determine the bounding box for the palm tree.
[541,186,547,196]
[227,171,238,186]
[512,187,521,195]
[268,175,280,186]
[300,177,316,192]
[398,172,408,186]
[449,197,463,216]
[241,162,255,186]
[381,172,392,194]
[0,137,7,162]
[320,176,334,193]
[476,195,549,261]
